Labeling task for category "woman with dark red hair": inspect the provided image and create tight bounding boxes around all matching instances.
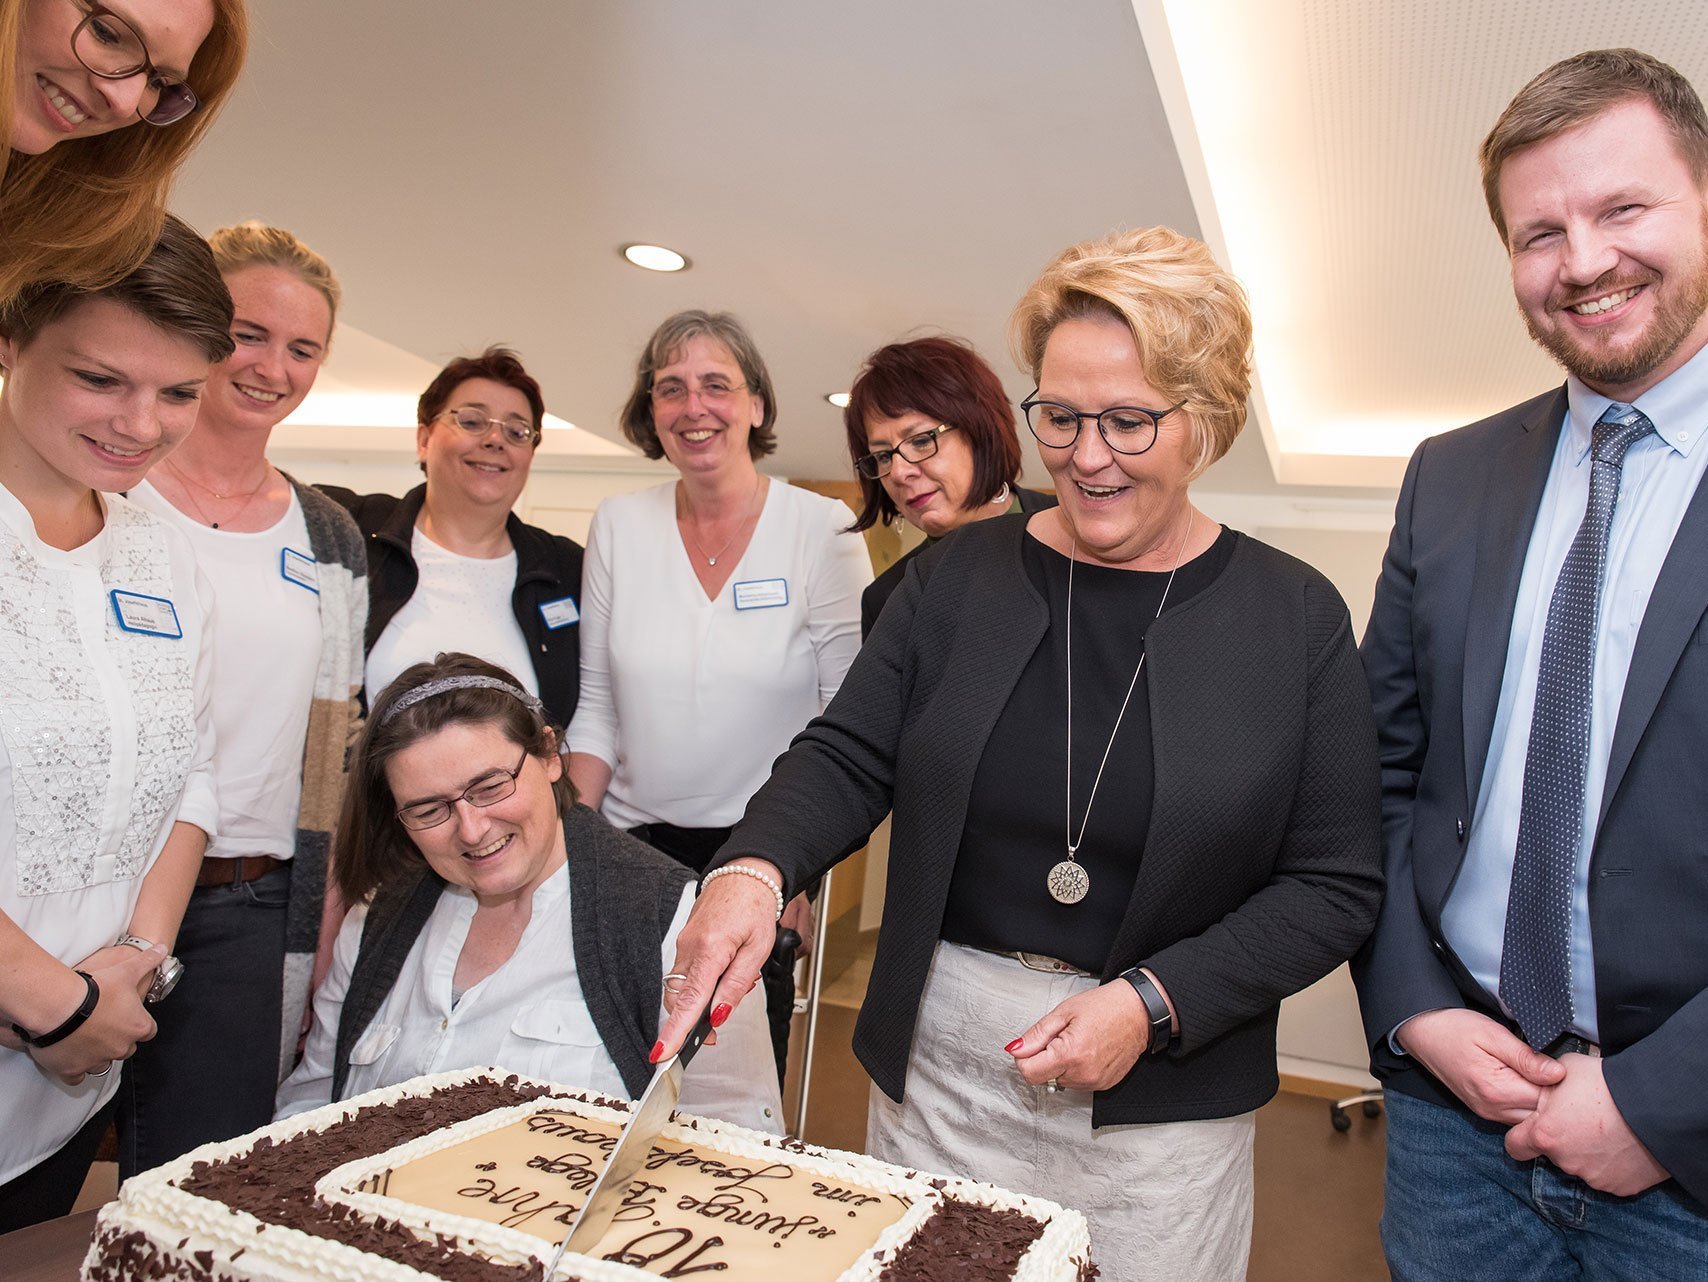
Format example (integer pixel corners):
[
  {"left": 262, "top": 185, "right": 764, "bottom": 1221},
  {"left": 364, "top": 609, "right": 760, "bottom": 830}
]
[{"left": 844, "top": 336, "right": 1053, "bottom": 636}]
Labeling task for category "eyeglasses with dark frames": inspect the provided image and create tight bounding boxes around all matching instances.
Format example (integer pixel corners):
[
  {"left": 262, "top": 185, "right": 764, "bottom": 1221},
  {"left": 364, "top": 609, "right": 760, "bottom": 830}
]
[
  {"left": 438, "top": 407, "right": 541, "bottom": 448},
  {"left": 855, "top": 424, "right": 956, "bottom": 479},
  {"left": 1019, "top": 395, "right": 1187, "bottom": 456},
  {"left": 395, "top": 748, "right": 531, "bottom": 831},
  {"left": 69, "top": 0, "right": 200, "bottom": 126}
]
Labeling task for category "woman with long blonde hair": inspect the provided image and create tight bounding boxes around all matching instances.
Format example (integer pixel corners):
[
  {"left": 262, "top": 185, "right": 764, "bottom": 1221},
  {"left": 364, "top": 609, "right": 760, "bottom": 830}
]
[{"left": 0, "top": 0, "right": 248, "bottom": 303}]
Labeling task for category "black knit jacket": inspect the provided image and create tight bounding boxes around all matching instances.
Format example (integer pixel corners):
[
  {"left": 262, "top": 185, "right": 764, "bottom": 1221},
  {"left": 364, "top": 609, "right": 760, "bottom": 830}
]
[
  {"left": 319, "top": 483, "right": 584, "bottom": 728},
  {"left": 331, "top": 806, "right": 693, "bottom": 1100},
  {"left": 716, "top": 514, "right": 1384, "bottom": 1126}
]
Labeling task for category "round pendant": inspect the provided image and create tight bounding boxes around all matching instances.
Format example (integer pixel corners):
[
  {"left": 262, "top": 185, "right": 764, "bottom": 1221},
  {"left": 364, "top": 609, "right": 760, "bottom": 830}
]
[{"left": 1047, "top": 860, "right": 1090, "bottom": 904}]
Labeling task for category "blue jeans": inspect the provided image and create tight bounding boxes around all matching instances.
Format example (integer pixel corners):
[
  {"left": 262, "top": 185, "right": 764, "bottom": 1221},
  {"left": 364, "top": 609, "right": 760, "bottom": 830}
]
[
  {"left": 117, "top": 864, "right": 290, "bottom": 1179},
  {"left": 1383, "top": 1088, "right": 1708, "bottom": 1282}
]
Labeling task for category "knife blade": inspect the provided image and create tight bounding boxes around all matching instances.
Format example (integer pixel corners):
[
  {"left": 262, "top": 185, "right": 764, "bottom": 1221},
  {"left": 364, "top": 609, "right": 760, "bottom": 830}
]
[{"left": 541, "top": 997, "right": 717, "bottom": 1277}]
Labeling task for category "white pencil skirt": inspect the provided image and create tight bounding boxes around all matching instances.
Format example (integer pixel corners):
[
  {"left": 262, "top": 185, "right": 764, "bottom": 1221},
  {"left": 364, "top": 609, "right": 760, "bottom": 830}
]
[{"left": 864, "top": 941, "right": 1255, "bottom": 1282}]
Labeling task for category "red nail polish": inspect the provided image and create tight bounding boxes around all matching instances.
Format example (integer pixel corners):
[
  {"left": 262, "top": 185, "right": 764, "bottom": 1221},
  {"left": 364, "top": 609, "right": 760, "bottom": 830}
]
[
  {"left": 648, "top": 1041, "right": 664, "bottom": 1063},
  {"left": 710, "top": 1003, "right": 732, "bottom": 1028},
  {"left": 1004, "top": 1038, "right": 1023, "bottom": 1053}
]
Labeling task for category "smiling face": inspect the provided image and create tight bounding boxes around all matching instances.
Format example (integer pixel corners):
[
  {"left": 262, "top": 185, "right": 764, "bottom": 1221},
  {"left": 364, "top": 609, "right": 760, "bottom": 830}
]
[
  {"left": 10, "top": 0, "right": 213, "bottom": 155},
  {"left": 0, "top": 295, "right": 210, "bottom": 501},
  {"left": 385, "top": 719, "right": 565, "bottom": 907},
  {"left": 1500, "top": 96, "right": 1708, "bottom": 401},
  {"left": 200, "top": 266, "right": 330, "bottom": 434},
  {"left": 417, "top": 376, "right": 537, "bottom": 512},
  {"left": 864, "top": 411, "right": 980, "bottom": 536},
  {"left": 1033, "top": 315, "right": 1197, "bottom": 567},
  {"left": 649, "top": 335, "right": 763, "bottom": 478}
]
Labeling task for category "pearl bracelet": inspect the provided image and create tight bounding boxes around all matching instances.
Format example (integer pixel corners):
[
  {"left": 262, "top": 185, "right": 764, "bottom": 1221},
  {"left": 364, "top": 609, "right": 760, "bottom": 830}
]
[{"left": 702, "top": 863, "right": 785, "bottom": 921}]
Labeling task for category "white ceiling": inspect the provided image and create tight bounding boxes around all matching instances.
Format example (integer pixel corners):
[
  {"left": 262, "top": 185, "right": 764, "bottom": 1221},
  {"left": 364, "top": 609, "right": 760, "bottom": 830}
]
[{"left": 168, "top": 0, "right": 1708, "bottom": 498}]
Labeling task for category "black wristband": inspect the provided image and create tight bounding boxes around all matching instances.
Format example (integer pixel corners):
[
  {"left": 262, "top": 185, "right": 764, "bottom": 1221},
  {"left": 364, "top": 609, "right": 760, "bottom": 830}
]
[
  {"left": 1120, "top": 968, "right": 1173, "bottom": 1056},
  {"left": 12, "top": 971, "right": 100, "bottom": 1049}
]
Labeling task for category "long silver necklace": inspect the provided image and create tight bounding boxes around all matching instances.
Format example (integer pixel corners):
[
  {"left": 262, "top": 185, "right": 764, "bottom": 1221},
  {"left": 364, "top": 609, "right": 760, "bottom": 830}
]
[
  {"left": 680, "top": 475, "right": 763, "bottom": 566},
  {"left": 1049, "top": 512, "right": 1195, "bottom": 905}
]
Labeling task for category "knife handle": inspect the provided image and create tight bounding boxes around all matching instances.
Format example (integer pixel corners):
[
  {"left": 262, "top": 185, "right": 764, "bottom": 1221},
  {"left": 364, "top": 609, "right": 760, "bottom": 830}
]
[{"left": 674, "top": 1002, "right": 718, "bottom": 1072}]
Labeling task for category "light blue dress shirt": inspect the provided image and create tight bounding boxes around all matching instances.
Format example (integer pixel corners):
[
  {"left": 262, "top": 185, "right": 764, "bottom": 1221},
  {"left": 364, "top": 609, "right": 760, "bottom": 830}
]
[{"left": 1441, "top": 341, "right": 1708, "bottom": 1044}]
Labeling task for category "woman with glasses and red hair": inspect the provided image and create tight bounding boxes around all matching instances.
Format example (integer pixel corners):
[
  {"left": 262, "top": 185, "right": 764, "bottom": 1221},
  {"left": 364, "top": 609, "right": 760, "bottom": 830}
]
[
  {"left": 2, "top": 0, "right": 248, "bottom": 303},
  {"left": 321, "top": 347, "right": 585, "bottom": 729},
  {"left": 843, "top": 335, "right": 1054, "bottom": 637},
  {"left": 275, "top": 654, "right": 780, "bottom": 1134}
]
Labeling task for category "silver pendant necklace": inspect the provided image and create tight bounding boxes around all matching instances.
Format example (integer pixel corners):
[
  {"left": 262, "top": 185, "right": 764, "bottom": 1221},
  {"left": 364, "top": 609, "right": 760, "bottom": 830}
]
[
  {"left": 1051, "top": 512, "right": 1195, "bottom": 905},
  {"left": 680, "top": 474, "right": 764, "bottom": 566}
]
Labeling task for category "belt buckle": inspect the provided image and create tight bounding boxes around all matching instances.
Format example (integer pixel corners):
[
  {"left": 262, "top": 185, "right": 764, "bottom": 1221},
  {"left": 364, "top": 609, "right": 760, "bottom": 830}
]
[
  {"left": 1544, "top": 1033, "right": 1601, "bottom": 1059},
  {"left": 1015, "top": 951, "right": 1082, "bottom": 976}
]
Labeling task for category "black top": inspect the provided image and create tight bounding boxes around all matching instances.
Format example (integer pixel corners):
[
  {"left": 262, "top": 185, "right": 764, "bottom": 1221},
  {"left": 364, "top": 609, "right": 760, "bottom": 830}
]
[
  {"left": 318, "top": 482, "right": 584, "bottom": 728},
  {"left": 942, "top": 527, "right": 1235, "bottom": 971},
  {"left": 713, "top": 514, "right": 1382, "bottom": 1126},
  {"left": 860, "top": 486, "right": 1056, "bottom": 638}
]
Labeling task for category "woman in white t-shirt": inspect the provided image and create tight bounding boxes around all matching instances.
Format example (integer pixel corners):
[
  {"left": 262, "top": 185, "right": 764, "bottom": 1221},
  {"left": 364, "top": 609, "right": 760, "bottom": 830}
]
[
  {"left": 0, "top": 216, "right": 226, "bottom": 1231},
  {"left": 565, "top": 310, "right": 871, "bottom": 1083},
  {"left": 125, "top": 222, "right": 367, "bottom": 1179},
  {"left": 321, "top": 348, "right": 585, "bottom": 729}
]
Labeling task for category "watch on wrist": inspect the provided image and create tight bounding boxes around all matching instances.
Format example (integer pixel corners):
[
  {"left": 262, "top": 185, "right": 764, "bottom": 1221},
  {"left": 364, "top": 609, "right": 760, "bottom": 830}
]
[
  {"left": 115, "top": 934, "right": 185, "bottom": 1005},
  {"left": 1120, "top": 968, "right": 1174, "bottom": 1057}
]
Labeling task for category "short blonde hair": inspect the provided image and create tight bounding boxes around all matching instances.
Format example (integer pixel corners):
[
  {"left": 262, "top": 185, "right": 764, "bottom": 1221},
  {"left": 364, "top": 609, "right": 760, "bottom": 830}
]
[
  {"left": 209, "top": 221, "right": 341, "bottom": 346},
  {"left": 1009, "top": 227, "right": 1252, "bottom": 479}
]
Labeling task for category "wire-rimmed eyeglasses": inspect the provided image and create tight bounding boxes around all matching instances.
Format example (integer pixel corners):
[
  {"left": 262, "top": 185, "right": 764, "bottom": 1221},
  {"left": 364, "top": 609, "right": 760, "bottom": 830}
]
[
  {"left": 70, "top": 0, "right": 200, "bottom": 126},
  {"left": 438, "top": 407, "right": 541, "bottom": 448},
  {"left": 395, "top": 749, "right": 530, "bottom": 831},
  {"left": 855, "top": 424, "right": 956, "bottom": 479},
  {"left": 1020, "top": 395, "right": 1186, "bottom": 456}
]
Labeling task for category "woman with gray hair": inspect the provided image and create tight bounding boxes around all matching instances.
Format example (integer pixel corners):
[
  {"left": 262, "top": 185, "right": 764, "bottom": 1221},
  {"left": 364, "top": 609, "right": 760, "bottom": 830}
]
[{"left": 565, "top": 309, "right": 870, "bottom": 1082}]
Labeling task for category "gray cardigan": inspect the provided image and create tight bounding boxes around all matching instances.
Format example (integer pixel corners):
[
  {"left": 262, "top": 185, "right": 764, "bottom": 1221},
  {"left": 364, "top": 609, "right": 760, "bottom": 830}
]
[
  {"left": 716, "top": 514, "right": 1384, "bottom": 1126},
  {"left": 331, "top": 806, "right": 692, "bottom": 1099}
]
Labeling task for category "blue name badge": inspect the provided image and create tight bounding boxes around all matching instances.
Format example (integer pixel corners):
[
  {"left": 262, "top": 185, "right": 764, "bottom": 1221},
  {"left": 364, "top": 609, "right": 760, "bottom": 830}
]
[
  {"left": 539, "top": 596, "right": 579, "bottom": 629},
  {"left": 733, "top": 578, "right": 790, "bottom": 611},
  {"left": 281, "top": 547, "right": 319, "bottom": 594},
  {"left": 110, "top": 589, "right": 183, "bottom": 639}
]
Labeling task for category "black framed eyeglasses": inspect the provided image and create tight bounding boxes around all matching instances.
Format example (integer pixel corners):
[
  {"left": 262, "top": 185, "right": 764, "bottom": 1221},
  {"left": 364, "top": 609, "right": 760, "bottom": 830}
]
[
  {"left": 395, "top": 749, "right": 530, "bottom": 831},
  {"left": 1020, "top": 395, "right": 1186, "bottom": 456},
  {"left": 854, "top": 424, "right": 955, "bottom": 479},
  {"left": 70, "top": 0, "right": 200, "bottom": 126},
  {"left": 439, "top": 407, "right": 540, "bottom": 447}
]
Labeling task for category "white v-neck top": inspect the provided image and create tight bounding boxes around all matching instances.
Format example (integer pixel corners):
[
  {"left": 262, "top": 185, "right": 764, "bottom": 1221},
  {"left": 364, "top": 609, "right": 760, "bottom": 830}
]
[
  {"left": 0, "top": 482, "right": 216, "bottom": 1183},
  {"left": 566, "top": 480, "right": 871, "bottom": 830}
]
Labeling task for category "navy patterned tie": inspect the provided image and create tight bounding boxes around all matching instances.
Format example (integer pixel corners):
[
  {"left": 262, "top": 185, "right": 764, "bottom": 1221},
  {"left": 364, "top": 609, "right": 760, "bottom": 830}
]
[{"left": 1500, "top": 403, "right": 1654, "bottom": 1049}]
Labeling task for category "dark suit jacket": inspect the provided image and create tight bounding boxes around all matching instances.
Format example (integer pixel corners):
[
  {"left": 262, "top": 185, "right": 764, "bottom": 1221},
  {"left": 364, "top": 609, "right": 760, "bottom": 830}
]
[
  {"left": 318, "top": 483, "right": 584, "bottom": 728},
  {"left": 718, "top": 515, "right": 1382, "bottom": 1126},
  {"left": 1354, "top": 386, "right": 1708, "bottom": 1205}
]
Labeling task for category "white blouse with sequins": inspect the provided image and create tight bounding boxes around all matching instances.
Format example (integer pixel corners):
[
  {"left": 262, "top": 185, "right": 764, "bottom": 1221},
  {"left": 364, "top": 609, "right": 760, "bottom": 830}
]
[{"left": 0, "top": 482, "right": 217, "bottom": 1185}]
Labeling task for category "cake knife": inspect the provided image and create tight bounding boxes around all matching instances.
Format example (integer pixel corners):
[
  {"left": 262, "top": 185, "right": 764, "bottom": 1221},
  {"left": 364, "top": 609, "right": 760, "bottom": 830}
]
[{"left": 542, "top": 996, "right": 717, "bottom": 1277}]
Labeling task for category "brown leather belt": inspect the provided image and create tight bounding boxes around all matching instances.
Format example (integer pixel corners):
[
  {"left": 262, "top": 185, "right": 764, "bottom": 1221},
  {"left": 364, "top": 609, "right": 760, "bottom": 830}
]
[
  {"left": 970, "top": 946, "right": 1093, "bottom": 976},
  {"left": 196, "top": 855, "right": 286, "bottom": 887}
]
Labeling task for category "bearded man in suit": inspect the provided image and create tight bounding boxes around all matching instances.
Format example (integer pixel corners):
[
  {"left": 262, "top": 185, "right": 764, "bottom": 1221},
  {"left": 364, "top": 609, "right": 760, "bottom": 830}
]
[{"left": 1356, "top": 48, "right": 1708, "bottom": 1281}]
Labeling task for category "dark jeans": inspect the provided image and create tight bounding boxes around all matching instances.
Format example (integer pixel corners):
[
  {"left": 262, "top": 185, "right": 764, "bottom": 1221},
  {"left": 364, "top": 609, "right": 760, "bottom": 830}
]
[
  {"left": 1383, "top": 1088, "right": 1708, "bottom": 1282},
  {"left": 628, "top": 823, "right": 796, "bottom": 1088},
  {"left": 116, "top": 863, "right": 290, "bottom": 1180},
  {"left": 0, "top": 1096, "right": 117, "bottom": 1233}
]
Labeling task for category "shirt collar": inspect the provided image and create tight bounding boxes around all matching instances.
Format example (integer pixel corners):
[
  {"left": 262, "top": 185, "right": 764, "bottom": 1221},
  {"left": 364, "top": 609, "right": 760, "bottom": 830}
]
[{"left": 1565, "top": 336, "right": 1708, "bottom": 463}]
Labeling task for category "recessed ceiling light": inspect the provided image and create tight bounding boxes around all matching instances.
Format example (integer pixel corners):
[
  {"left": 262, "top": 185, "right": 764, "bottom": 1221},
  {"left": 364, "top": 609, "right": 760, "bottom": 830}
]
[
  {"left": 622, "top": 243, "right": 689, "bottom": 272},
  {"left": 825, "top": 392, "right": 851, "bottom": 408}
]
